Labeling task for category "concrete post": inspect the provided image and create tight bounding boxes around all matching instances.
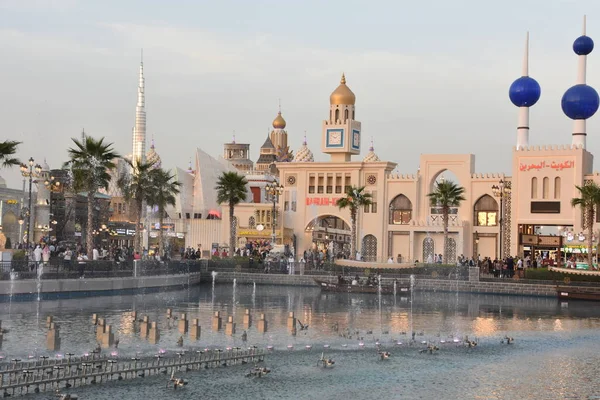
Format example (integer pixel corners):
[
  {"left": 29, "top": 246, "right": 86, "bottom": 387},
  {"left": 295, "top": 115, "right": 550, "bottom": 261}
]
[
  {"left": 47, "top": 322, "right": 60, "bottom": 351},
  {"left": 148, "top": 322, "right": 160, "bottom": 344},
  {"left": 133, "top": 259, "right": 140, "bottom": 278},
  {"left": 140, "top": 316, "right": 150, "bottom": 338},
  {"left": 225, "top": 316, "right": 236, "bottom": 336},
  {"left": 101, "top": 324, "right": 115, "bottom": 348},
  {"left": 287, "top": 312, "right": 296, "bottom": 330},
  {"left": 92, "top": 314, "right": 98, "bottom": 325},
  {"left": 212, "top": 311, "right": 222, "bottom": 331},
  {"left": 46, "top": 316, "right": 53, "bottom": 329},
  {"left": 166, "top": 309, "right": 172, "bottom": 319},
  {"left": 469, "top": 267, "right": 480, "bottom": 282},
  {"left": 96, "top": 318, "right": 106, "bottom": 342},
  {"left": 178, "top": 313, "right": 188, "bottom": 334},
  {"left": 257, "top": 313, "right": 268, "bottom": 333},
  {"left": 189, "top": 319, "right": 201, "bottom": 339},
  {"left": 131, "top": 310, "right": 137, "bottom": 320},
  {"left": 243, "top": 309, "right": 252, "bottom": 329}
]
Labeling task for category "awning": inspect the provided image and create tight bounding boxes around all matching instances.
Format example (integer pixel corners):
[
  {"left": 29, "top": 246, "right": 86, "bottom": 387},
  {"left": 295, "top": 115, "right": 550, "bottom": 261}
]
[{"left": 208, "top": 210, "right": 221, "bottom": 218}]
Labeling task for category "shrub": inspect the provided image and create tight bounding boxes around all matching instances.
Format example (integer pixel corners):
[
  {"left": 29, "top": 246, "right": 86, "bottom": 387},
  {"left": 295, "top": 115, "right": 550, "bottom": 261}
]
[
  {"left": 525, "top": 267, "right": 600, "bottom": 283},
  {"left": 12, "top": 250, "right": 25, "bottom": 260},
  {"left": 5, "top": 237, "right": 11, "bottom": 249}
]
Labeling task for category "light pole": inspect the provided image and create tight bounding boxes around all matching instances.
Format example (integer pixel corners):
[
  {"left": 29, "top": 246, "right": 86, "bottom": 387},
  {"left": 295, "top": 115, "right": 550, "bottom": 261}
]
[
  {"left": 492, "top": 179, "right": 511, "bottom": 260},
  {"left": 473, "top": 230, "right": 479, "bottom": 263},
  {"left": 44, "top": 175, "right": 61, "bottom": 238},
  {"left": 265, "top": 183, "right": 284, "bottom": 245},
  {"left": 20, "top": 158, "right": 42, "bottom": 251}
]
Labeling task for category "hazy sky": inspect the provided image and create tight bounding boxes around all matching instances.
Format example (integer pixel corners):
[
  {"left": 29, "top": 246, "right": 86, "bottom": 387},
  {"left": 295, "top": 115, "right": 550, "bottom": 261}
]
[{"left": 2, "top": 0, "right": 600, "bottom": 189}]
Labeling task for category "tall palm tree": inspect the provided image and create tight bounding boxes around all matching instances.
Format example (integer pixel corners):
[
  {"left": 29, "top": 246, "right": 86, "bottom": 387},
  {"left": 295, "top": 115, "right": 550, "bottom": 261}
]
[
  {"left": 571, "top": 182, "right": 600, "bottom": 270},
  {"left": 117, "top": 158, "right": 155, "bottom": 255},
  {"left": 215, "top": 172, "right": 248, "bottom": 257},
  {"left": 427, "top": 180, "right": 466, "bottom": 264},
  {"left": 336, "top": 186, "right": 372, "bottom": 260},
  {"left": 65, "top": 136, "right": 119, "bottom": 258},
  {"left": 0, "top": 140, "right": 21, "bottom": 169},
  {"left": 148, "top": 168, "right": 180, "bottom": 258}
]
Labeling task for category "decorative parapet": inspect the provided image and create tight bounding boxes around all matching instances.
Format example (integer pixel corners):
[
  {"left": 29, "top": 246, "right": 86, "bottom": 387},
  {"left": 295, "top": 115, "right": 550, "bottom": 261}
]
[
  {"left": 386, "top": 173, "right": 417, "bottom": 180},
  {"left": 470, "top": 173, "right": 507, "bottom": 180},
  {"left": 513, "top": 144, "right": 584, "bottom": 151}
]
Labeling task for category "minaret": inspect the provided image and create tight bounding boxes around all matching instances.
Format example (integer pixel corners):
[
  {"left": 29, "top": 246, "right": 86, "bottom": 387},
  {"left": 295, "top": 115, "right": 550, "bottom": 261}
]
[
  {"left": 270, "top": 102, "right": 288, "bottom": 154},
  {"left": 132, "top": 50, "right": 147, "bottom": 166},
  {"left": 562, "top": 16, "right": 599, "bottom": 149},
  {"left": 509, "top": 32, "right": 540, "bottom": 149}
]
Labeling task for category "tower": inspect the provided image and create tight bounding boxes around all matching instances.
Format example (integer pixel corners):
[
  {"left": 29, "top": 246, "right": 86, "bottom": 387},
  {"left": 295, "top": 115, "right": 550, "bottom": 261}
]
[
  {"left": 509, "top": 32, "right": 541, "bottom": 149},
  {"left": 562, "top": 16, "right": 599, "bottom": 149},
  {"left": 270, "top": 105, "right": 289, "bottom": 155},
  {"left": 223, "top": 134, "right": 253, "bottom": 172},
  {"left": 256, "top": 131, "right": 277, "bottom": 171},
  {"left": 322, "top": 74, "right": 362, "bottom": 162},
  {"left": 132, "top": 51, "right": 147, "bottom": 166}
]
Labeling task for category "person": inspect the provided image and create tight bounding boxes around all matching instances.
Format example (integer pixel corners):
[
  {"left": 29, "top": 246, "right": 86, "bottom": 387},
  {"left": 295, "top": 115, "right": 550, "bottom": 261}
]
[
  {"left": 63, "top": 247, "right": 72, "bottom": 271},
  {"left": 92, "top": 247, "right": 100, "bottom": 261},
  {"left": 33, "top": 245, "right": 42, "bottom": 271},
  {"left": 356, "top": 251, "right": 362, "bottom": 261},
  {"left": 387, "top": 257, "right": 394, "bottom": 264},
  {"left": 42, "top": 244, "right": 50, "bottom": 266}
]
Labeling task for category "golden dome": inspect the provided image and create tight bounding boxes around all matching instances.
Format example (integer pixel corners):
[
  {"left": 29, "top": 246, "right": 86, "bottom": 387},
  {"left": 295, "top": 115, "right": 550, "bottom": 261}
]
[
  {"left": 272, "top": 111, "right": 286, "bottom": 129},
  {"left": 329, "top": 73, "right": 356, "bottom": 105}
]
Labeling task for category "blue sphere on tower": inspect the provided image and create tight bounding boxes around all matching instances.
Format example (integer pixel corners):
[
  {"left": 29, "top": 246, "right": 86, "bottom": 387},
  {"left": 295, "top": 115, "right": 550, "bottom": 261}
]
[
  {"left": 573, "top": 35, "right": 594, "bottom": 55},
  {"left": 509, "top": 76, "right": 541, "bottom": 107}
]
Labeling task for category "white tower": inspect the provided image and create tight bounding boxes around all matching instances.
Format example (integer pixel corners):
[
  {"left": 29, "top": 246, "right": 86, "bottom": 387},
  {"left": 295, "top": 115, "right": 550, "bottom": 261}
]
[{"left": 132, "top": 51, "right": 147, "bottom": 167}]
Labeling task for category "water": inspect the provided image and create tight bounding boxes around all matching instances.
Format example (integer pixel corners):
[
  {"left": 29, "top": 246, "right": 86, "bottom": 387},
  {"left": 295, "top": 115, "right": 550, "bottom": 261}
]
[
  {"left": 8, "top": 270, "right": 16, "bottom": 312},
  {"left": 211, "top": 271, "right": 217, "bottom": 305},
  {"left": 36, "top": 264, "right": 44, "bottom": 301},
  {"left": 409, "top": 274, "right": 415, "bottom": 338},
  {"left": 2, "top": 285, "right": 600, "bottom": 399},
  {"left": 393, "top": 280, "right": 397, "bottom": 297}
]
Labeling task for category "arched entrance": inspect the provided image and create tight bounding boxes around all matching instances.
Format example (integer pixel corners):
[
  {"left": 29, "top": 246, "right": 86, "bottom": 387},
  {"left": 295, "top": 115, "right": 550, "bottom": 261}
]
[
  {"left": 305, "top": 215, "right": 351, "bottom": 262},
  {"left": 423, "top": 237, "right": 435, "bottom": 262},
  {"left": 362, "top": 234, "right": 377, "bottom": 262}
]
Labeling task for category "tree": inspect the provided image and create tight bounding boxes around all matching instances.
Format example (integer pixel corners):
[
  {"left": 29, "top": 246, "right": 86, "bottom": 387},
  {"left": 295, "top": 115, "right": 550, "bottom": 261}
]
[
  {"left": 215, "top": 172, "right": 248, "bottom": 257},
  {"left": 571, "top": 182, "right": 600, "bottom": 270},
  {"left": 65, "top": 136, "right": 119, "bottom": 259},
  {"left": 148, "top": 168, "right": 180, "bottom": 258},
  {"left": 427, "top": 180, "right": 466, "bottom": 264},
  {"left": 336, "top": 186, "right": 372, "bottom": 260},
  {"left": 117, "top": 158, "right": 155, "bottom": 255},
  {"left": 4, "top": 237, "right": 12, "bottom": 249},
  {"left": 0, "top": 140, "right": 21, "bottom": 169}
]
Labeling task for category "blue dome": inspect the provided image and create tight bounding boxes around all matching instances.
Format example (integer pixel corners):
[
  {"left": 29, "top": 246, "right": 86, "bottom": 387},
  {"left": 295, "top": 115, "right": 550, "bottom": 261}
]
[
  {"left": 509, "top": 76, "right": 541, "bottom": 107},
  {"left": 561, "top": 84, "right": 600, "bottom": 120},
  {"left": 573, "top": 35, "right": 594, "bottom": 55}
]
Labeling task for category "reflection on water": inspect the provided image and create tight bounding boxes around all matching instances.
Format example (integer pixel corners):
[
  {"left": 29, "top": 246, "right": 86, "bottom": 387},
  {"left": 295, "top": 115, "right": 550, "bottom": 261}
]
[{"left": 2, "top": 283, "right": 600, "bottom": 399}]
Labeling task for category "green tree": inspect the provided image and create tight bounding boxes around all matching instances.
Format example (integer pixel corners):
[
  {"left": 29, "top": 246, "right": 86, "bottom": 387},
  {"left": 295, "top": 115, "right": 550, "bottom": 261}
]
[
  {"left": 117, "top": 158, "right": 156, "bottom": 254},
  {"left": 0, "top": 140, "right": 21, "bottom": 169},
  {"left": 427, "top": 180, "right": 466, "bottom": 263},
  {"left": 65, "top": 136, "right": 119, "bottom": 258},
  {"left": 4, "top": 237, "right": 12, "bottom": 249},
  {"left": 571, "top": 182, "right": 600, "bottom": 269},
  {"left": 148, "top": 168, "right": 180, "bottom": 258},
  {"left": 215, "top": 172, "right": 248, "bottom": 257},
  {"left": 336, "top": 186, "right": 372, "bottom": 260}
]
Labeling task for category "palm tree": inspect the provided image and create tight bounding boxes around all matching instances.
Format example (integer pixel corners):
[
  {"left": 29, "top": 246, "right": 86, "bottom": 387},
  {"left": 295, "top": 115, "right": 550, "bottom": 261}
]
[
  {"left": 65, "top": 136, "right": 120, "bottom": 258},
  {"left": 427, "top": 180, "right": 466, "bottom": 264},
  {"left": 215, "top": 172, "right": 248, "bottom": 257},
  {"left": 571, "top": 182, "right": 600, "bottom": 269},
  {"left": 148, "top": 168, "right": 180, "bottom": 258},
  {"left": 117, "top": 158, "right": 155, "bottom": 255},
  {"left": 336, "top": 186, "right": 372, "bottom": 260},
  {"left": 0, "top": 140, "right": 21, "bottom": 169}
]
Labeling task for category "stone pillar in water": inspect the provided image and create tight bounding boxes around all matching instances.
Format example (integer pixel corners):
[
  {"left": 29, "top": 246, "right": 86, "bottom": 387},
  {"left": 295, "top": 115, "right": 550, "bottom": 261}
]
[
  {"left": 140, "top": 316, "right": 150, "bottom": 338},
  {"left": 243, "top": 309, "right": 252, "bottom": 328},
  {"left": 287, "top": 312, "right": 296, "bottom": 330},
  {"left": 257, "top": 313, "right": 268, "bottom": 333},
  {"left": 96, "top": 318, "right": 106, "bottom": 342},
  {"left": 148, "top": 322, "right": 160, "bottom": 344},
  {"left": 212, "top": 311, "right": 222, "bottom": 331},
  {"left": 46, "top": 315, "right": 53, "bottom": 329},
  {"left": 190, "top": 319, "right": 201, "bottom": 339},
  {"left": 101, "top": 324, "right": 115, "bottom": 348},
  {"left": 92, "top": 314, "right": 98, "bottom": 325},
  {"left": 166, "top": 309, "right": 172, "bottom": 319},
  {"left": 225, "top": 316, "right": 236, "bottom": 336},
  {"left": 131, "top": 311, "right": 138, "bottom": 320},
  {"left": 47, "top": 322, "right": 60, "bottom": 351},
  {"left": 178, "top": 313, "right": 188, "bottom": 334}
]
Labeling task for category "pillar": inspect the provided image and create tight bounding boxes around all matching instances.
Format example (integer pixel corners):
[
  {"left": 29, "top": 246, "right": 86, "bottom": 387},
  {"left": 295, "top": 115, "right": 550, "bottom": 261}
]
[
  {"left": 96, "top": 318, "right": 106, "bottom": 342},
  {"left": 212, "top": 311, "right": 222, "bottom": 331},
  {"left": 47, "top": 322, "right": 60, "bottom": 351},
  {"left": 190, "top": 319, "right": 201, "bottom": 339},
  {"left": 46, "top": 316, "right": 53, "bottom": 329},
  {"left": 178, "top": 313, "right": 188, "bottom": 334},
  {"left": 243, "top": 309, "right": 252, "bottom": 329},
  {"left": 101, "top": 325, "right": 115, "bottom": 348},
  {"left": 257, "top": 313, "right": 268, "bottom": 333},
  {"left": 148, "top": 322, "right": 160, "bottom": 344},
  {"left": 140, "top": 316, "right": 150, "bottom": 338},
  {"left": 225, "top": 316, "right": 236, "bottom": 336},
  {"left": 287, "top": 312, "right": 296, "bottom": 330}
]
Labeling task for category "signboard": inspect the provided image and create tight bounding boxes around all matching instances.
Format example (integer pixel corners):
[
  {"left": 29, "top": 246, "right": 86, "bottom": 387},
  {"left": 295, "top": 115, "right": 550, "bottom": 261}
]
[
  {"left": 238, "top": 229, "right": 272, "bottom": 237},
  {"left": 6, "top": 200, "right": 18, "bottom": 205},
  {"left": 306, "top": 197, "right": 340, "bottom": 206},
  {"left": 519, "top": 160, "right": 574, "bottom": 172}
]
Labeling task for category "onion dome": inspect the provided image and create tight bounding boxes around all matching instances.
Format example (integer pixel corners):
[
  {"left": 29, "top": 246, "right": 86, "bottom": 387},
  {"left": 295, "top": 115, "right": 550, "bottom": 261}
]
[
  {"left": 330, "top": 73, "right": 356, "bottom": 105},
  {"left": 293, "top": 136, "right": 314, "bottom": 162},
  {"left": 146, "top": 139, "right": 162, "bottom": 169},
  {"left": 509, "top": 77, "right": 541, "bottom": 107},
  {"left": 272, "top": 111, "right": 286, "bottom": 129},
  {"left": 41, "top": 158, "right": 50, "bottom": 171},
  {"left": 574, "top": 35, "right": 594, "bottom": 55},
  {"left": 562, "top": 84, "right": 600, "bottom": 119},
  {"left": 363, "top": 141, "right": 380, "bottom": 163}
]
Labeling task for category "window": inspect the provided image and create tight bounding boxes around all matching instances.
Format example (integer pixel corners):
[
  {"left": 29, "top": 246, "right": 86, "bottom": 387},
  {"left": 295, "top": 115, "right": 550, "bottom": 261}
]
[
  {"left": 248, "top": 216, "right": 256, "bottom": 229},
  {"left": 554, "top": 177, "right": 561, "bottom": 199},
  {"left": 473, "top": 194, "right": 498, "bottom": 226},
  {"left": 389, "top": 194, "right": 412, "bottom": 224},
  {"left": 335, "top": 109, "right": 339, "bottom": 122},
  {"left": 185, "top": 213, "right": 190, "bottom": 219},
  {"left": 371, "top": 190, "right": 378, "bottom": 213},
  {"left": 317, "top": 175, "right": 324, "bottom": 194},
  {"left": 531, "top": 177, "right": 538, "bottom": 199},
  {"left": 335, "top": 175, "right": 342, "bottom": 193},
  {"left": 344, "top": 109, "right": 349, "bottom": 121},
  {"left": 542, "top": 177, "right": 549, "bottom": 199},
  {"left": 309, "top": 175, "right": 315, "bottom": 194},
  {"left": 326, "top": 175, "right": 333, "bottom": 194}
]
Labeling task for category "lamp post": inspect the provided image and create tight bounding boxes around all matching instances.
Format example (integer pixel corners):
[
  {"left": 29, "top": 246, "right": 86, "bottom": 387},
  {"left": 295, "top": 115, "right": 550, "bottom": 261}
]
[
  {"left": 44, "top": 175, "right": 61, "bottom": 238},
  {"left": 265, "top": 183, "right": 284, "bottom": 245},
  {"left": 492, "top": 179, "right": 511, "bottom": 260},
  {"left": 20, "top": 158, "right": 42, "bottom": 251},
  {"left": 473, "top": 230, "right": 479, "bottom": 263}
]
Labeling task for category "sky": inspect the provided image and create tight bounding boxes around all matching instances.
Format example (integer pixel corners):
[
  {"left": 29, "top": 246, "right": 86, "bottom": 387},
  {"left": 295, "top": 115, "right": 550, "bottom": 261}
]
[{"left": 2, "top": 0, "right": 600, "bottom": 189}]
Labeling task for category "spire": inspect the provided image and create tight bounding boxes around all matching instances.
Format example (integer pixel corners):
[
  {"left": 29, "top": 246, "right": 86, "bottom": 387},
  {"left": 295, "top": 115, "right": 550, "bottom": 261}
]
[
  {"left": 369, "top": 137, "right": 374, "bottom": 151},
  {"left": 132, "top": 50, "right": 147, "bottom": 167},
  {"left": 522, "top": 31, "right": 529, "bottom": 77},
  {"left": 232, "top": 130, "right": 236, "bottom": 144},
  {"left": 150, "top": 134, "right": 155, "bottom": 150},
  {"left": 341, "top": 73, "right": 346, "bottom": 84},
  {"left": 303, "top": 131, "right": 307, "bottom": 145},
  {"left": 187, "top": 158, "right": 193, "bottom": 173},
  {"left": 81, "top": 128, "right": 86, "bottom": 141}
]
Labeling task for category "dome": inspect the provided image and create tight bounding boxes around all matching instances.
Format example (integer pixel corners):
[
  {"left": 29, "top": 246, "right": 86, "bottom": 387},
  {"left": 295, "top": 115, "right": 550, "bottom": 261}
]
[
  {"left": 272, "top": 111, "right": 286, "bottom": 129},
  {"left": 146, "top": 140, "right": 162, "bottom": 169},
  {"left": 330, "top": 73, "right": 356, "bottom": 105},
  {"left": 293, "top": 137, "right": 314, "bottom": 162},
  {"left": 509, "top": 76, "right": 541, "bottom": 107},
  {"left": 363, "top": 142, "right": 380, "bottom": 163},
  {"left": 561, "top": 84, "right": 600, "bottom": 120},
  {"left": 574, "top": 35, "right": 594, "bottom": 55}
]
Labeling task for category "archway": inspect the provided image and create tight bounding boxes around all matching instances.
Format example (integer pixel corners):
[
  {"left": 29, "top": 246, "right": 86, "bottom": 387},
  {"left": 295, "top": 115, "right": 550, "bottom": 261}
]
[
  {"left": 423, "top": 237, "right": 435, "bottom": 262},
  {"left": 305, "top": 215, "right": 351, "bottom": 262},
  {"left": 1, "top": 211, "right": 18, "bottom": 248},
  {"left": 389, "top": 194, "right": 412, "bottom": 224},
  {"left": 362, "top": 234, "right": 377, "bottom": 262},
  {"left": 473, "top": 194, "right": 498, "bottom": 226},
  {"left": 429, "top": 169, "right": 462, "bottom": 224}
]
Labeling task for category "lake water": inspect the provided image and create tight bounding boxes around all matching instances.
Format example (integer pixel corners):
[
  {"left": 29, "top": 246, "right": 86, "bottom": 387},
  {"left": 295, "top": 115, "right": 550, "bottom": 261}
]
[{"left": 2, "top": 281, "right": 600, "bottom": 399}]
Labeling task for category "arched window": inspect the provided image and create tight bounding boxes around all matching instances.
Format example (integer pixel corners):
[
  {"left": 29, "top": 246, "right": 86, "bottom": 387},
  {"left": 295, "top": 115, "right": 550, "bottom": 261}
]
[
  {"left": 542, "top": 177, "right": 549, "bottom": 199},
  {"left": 389, "top": 194, "right": 412, "bottom": 224},
  {"left": 473, "top": 194, "right": 498, "bottom": 226},
  {"left": 344, "top": 109, "right": 349, "bottom": 121},
  {"left": 248, "top": 216, "right": 256, "bottom": 229},
  {"left": 352, "top": 110, "right": 355, "bottom": 120},
  {"left": 423, "top": 237, "right": 435, "bottom": 263},
  {"left": 554, "top": 177, "right": 561, "bottom": 199},
  {"left": 335, "top": 109, "right": 340, "bottom": 122},
  {"left": 531, "top": 177, "right": 538, "bottom": 199}
]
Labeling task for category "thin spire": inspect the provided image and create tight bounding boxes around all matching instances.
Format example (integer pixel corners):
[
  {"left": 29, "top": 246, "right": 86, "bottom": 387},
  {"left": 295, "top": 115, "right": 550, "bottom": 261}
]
[
  {"left": 232, "top": 130, "right": 236, "bottom": 144},
  {"left": 278, "top": 98, "right": 281, "bottom": 113},
  {"left": 341, "top": 73, "right": 346, "bottom": 84},
  {"left": 81, "top": 128, "right": 86, "bottom": 141},
  {"left": 522, "top": 32, "right": 529, "bottom": 77},
  {"left": 583, "top": 15, "right": 587, "bottom": 35},
  {"left": 150, "top": 134, "right": 155, "bottom": 149},
  {"left": 141, "top": 48, "right": 144, "bottom": 64},
  {"left": 369, "top": 136, "right": 374, "bottom": 151},
  {"left": 303, "top": 130, "right": 307, "bottom": 145}
]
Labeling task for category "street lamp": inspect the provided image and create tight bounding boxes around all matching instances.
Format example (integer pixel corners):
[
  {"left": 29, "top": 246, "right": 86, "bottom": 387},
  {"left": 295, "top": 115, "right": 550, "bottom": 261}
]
[
  {"left": 20, "top": 157, "right": 42, "bottom": 251},
  {"left": 473, "top": 230, "right": 479, "bottom": 262},
  {"left": 265, "top": 183, "right": 284, "bottom": 245},
  {"left": 492, "top": 179, "right": 511, "bottom": 260},
  {"left": 44, "top": 175, "right": 61, "bottom": 229}
]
